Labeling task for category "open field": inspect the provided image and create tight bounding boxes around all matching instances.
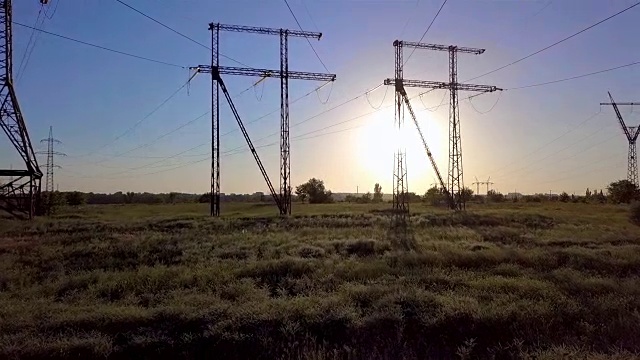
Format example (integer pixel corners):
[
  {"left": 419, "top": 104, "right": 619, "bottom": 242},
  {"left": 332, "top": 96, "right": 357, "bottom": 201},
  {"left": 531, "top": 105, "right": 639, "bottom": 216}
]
[{"left": 1, "top": 202, "right": 639, "bottom": 359}]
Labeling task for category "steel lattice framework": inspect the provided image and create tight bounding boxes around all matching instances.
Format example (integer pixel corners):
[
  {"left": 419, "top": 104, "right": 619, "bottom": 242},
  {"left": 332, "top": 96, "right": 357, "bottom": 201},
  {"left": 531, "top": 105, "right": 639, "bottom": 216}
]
[
  {"left": 601, "top": 92, "right": 640, "bottom": 187},
  {"left": 194, "top": 23, "right": 335, "bottom": 216},
  {"left": 0, "top": 0, "right": 42, "bottom": 219},
  {"left": 384, "top": 40, "right": 500, "bottom": 210}
]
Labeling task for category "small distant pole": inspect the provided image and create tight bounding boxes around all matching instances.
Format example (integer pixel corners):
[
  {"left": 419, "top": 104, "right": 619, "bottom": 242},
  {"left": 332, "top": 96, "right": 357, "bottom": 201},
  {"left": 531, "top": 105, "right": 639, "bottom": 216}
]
[{"left": 356, "top": 186, "right": 359, "bottom": 195}]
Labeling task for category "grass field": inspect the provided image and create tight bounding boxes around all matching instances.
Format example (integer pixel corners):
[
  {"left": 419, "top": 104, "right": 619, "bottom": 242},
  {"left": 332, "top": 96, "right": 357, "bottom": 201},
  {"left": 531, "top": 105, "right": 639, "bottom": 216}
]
[{"left": 1, "top": 202, "right": 639, "bottom": 359}]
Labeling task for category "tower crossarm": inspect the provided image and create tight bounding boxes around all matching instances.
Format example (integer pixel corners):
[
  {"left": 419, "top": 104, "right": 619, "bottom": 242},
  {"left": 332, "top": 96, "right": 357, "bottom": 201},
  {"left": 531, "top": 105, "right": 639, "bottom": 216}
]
[
  {"left": 393, "top": 40, "right": 484, "bottom": 55},
  {"left": 212, "top": 23, "right": 321, "bottom": 39},
  {"left": 384, "top": 78, "right": 500, "bottom": 92},
  {"left": 194, "top": 65, "right": 336, "bottom": 82},
  {"left": 601, "top": 92, "right": 640, "bottom": 141}
]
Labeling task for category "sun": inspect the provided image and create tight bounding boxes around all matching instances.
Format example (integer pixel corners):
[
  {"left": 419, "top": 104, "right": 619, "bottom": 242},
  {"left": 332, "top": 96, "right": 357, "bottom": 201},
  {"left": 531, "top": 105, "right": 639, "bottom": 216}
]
[{"left": 356, "top": 108, "right": 445, "bottom": 191}]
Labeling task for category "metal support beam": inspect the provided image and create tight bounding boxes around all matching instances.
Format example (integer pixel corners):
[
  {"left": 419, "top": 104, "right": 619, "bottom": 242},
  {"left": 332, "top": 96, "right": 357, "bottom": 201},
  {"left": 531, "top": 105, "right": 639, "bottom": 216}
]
[
  {"left": 0, "top": 0, "right": 43, "bottom": 219},
  {"left": 209, "top": 23, "right": 220, "bottom": 217},
  {"left": 214, "top": 69, "right": 284, "bottom": 213},
  {"left": 194, "top": 66, "right": 335, "bottom": 82},
  {"left": 213, "top": 23, "right": 321, "bottom": 39},
  {"left": 279, "top": 30, "right": 291, "bottom": 215}
]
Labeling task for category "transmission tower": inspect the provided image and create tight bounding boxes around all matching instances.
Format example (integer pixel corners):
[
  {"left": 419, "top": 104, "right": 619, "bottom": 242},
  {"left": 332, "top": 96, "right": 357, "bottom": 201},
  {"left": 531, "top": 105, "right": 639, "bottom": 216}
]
[
  {"left": 384, "top": 40, "right": 500, "bottom": 211},
  {"left": 37, "top": 126, "right": 64, "bottom": 193},
  {"left": 482, "top": 176, "right": 494, "bottom": 194},
  {"left": 0, "top": 0, "right": 45, "bottom": 219},
  {"left": 601, "top": 92, "right": 640, "bottom": 187},
  {"left": 192, "top": 23, "right": 335, "bottom": 217},
  {"left": 472, "top": 176, "right": 481, "bottom": 195}
]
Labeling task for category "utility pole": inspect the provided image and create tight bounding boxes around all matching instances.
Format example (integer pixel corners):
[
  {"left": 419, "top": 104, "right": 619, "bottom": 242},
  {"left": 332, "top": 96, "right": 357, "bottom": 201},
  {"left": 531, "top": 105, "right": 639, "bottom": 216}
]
[
  {"left": 384, "top": 41, "right": 500, "bottom": 211},
  {"left": 601, "top": 92, "right": 640, "bottom": 187},
  {"left": 192, "top": 23, "right": 335, "bottom": 217},
  {"left": 0, "top": 0, "right": 45, "bottom": 219}
]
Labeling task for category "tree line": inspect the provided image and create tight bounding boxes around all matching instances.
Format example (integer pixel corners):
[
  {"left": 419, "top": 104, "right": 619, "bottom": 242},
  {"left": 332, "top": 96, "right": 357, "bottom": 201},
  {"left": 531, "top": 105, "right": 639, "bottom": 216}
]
[{"left": 39, "top": 179, "right": 640, "bottom": 214}]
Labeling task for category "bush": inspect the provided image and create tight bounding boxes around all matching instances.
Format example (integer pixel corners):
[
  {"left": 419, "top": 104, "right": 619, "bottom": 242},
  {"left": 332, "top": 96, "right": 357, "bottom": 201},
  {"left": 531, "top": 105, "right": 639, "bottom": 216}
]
[{"left": 629, "top": 202, "right": 640, "bottom": 226}]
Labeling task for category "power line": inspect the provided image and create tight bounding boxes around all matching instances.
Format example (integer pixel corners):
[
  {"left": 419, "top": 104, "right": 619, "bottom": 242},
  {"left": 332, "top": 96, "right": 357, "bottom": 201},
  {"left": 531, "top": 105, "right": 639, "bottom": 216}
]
[
  {"left": 13, "top": 22, "right": 186, "bottom": 68},
  {"left": 494, "top": 118, "right": 613, "bottom": 179},
  {"left": 222, "top": 83, "right": 384, "bottom": 152},
  {"left": 301, "top": 0, "right": 320, "bottom": 33},
  {"left": 488, "top": 109, "right": 603, "bottom": 176},
  {"left": 509, "top": 60, "right": 640, "bottom": 90},
  {"left": 113, "top": 0, "right": 249, "bottom": 67},
  {"left": 467, "top": 91, "right": 503, "bottom": 114},
  {"left": 398, "top": 0, "right": 422, "bottom": 38},
  {"left": 16, "top": 4, "right": 46, "bottom": 82},
  {"left": 82, "top": 77, "right": 194, "bottom": 157},
  {"left": 283, "top": 0, "right": 330, "bottom": 73},
  {"left": 404, "top": 0, "right": 448, "bottom": 65},
  {"left": 465, "top": 1, "right": 640, "bottom": 82}
]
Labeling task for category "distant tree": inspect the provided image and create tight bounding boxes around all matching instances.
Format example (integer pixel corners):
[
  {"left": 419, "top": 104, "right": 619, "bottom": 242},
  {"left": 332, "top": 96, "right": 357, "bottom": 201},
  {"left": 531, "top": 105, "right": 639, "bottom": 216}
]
[
  {"left": 199, "top": 192, "right": 211, "bottom": 203},
  {"left": 361, "top": 192, "right": 372, "bottom": 203},
  {"left": 373, "top": 183, "right": 383, "bottom": 203},
  {"left": 559, "top": 192, "right": 570, "bottom": 202},
  {"left": 295, "top": 187, "right": 308, "bottom": 202},
  {"left": 168, "top": 192, "right": 177, "bottom": 204},
  {"left": 486, "top": 189, "right": 505, "bottom": 203},
  {"left": 595, "top": 189, "right": 606, "bottom": 204},
  {"left": 125, "top": 192, "right": 135, "bottom": 204},
  {"left": 295, "top": 178, "right": 333, "bottom": 204},
  {"left": 66, "top": 191, "right": 86, "bottom": 207},
  {"left": 41, "top": 191, "right": 66, "bottom": 215},
  {"left": 607, "top": 180, "right": 639, "bottom": 204},
  {"left": 461, "top": 187, "right": 474, "bottom": 202},
  {"left": 423, "top": 186, "right": 446, "bottom": 206},
  {"left": 585, "top": 188, "right": 592, "bottom": 199}
]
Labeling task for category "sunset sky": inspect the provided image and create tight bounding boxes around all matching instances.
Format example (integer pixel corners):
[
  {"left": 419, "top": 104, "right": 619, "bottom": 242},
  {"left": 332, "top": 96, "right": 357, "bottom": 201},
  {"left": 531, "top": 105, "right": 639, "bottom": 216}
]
[{"left": 3, "top": 0, "right": 639, "bottom": 196}]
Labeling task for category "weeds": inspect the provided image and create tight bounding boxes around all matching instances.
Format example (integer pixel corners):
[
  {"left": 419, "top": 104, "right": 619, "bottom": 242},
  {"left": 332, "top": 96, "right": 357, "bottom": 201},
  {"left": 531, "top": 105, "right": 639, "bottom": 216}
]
[{"left": 0, "top": 203, "right": 639, "bottom": 359}]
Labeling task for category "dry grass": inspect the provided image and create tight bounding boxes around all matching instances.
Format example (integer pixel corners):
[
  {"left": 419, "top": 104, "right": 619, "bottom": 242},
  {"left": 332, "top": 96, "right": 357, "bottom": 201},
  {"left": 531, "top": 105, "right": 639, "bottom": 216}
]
[{"left": 0, "top": 202, "right": 639, "bottom": 359}]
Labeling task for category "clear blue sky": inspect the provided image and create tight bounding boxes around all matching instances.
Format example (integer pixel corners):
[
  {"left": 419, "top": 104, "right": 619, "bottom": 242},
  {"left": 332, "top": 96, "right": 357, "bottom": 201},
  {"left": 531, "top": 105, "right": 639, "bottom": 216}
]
[{"left": 3, "top": 0, "right": 639, "bottom": 196}]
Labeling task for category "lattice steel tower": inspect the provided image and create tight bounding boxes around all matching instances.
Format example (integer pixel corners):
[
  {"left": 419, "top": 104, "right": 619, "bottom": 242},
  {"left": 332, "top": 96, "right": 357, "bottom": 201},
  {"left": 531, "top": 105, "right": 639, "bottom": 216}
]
[
  {"left": 38, "top": 126, "right": 64, "bottom": 194},
  {"left": 601, "top": 92, "right": 640, "bottom": 187},
  {"left": 194, "top": 23, "right": 335, "bottom": 217},
  {"left": 383, "top": 40, "right": 500, "bottom": 211},
  {"left": 0, "top": 0, "right": 43, "bottom": 219}
]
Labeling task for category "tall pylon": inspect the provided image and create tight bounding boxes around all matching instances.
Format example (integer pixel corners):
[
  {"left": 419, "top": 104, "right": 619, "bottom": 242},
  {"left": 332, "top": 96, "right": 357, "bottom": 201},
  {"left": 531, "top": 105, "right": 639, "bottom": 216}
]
[
  {"left": 383, "top": 41, "right": 501, "bottom": 211},
  {"left": 37, "top": 126, "right": 65, "bottom": 194},
  {"left": 600, "top": 92, "right": 640, "bottom": 186},
  {"left": 0, "top": 0, "right": 44, "bottom": 219}
]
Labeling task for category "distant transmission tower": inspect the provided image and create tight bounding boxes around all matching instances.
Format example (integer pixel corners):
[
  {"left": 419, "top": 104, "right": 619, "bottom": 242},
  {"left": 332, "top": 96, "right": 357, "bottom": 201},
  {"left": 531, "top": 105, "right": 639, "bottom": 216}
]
[
  {"left": 601, "top": 92, "right": 640, "bottom": 186},
  {"left": 36, "top": 126, "right": 65, "bottom": 214},
  {"left": 482, "top": 177, "right": 493, "bottom": 194},
  {"left": 472, "top": 176, "right": 481, "bottom": 195},
  {"left": 38, "top": 126, "right": 65, "bottom": 193}
]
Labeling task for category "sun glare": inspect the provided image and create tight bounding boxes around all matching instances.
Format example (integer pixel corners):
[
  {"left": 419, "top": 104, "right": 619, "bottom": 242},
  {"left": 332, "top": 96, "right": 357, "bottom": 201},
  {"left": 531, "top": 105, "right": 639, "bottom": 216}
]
[{"left": 356, "top": 108, "right": 445, "bottom": 190}]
